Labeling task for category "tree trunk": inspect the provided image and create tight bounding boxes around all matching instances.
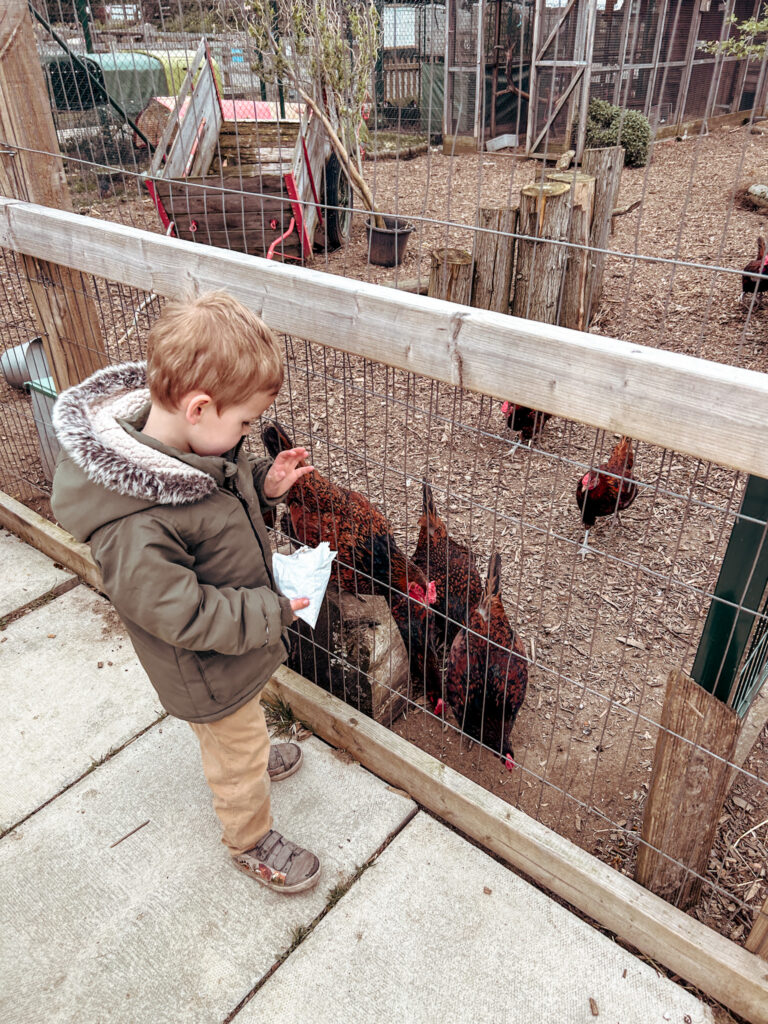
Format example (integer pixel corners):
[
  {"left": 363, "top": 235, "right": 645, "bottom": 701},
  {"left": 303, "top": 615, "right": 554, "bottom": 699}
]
[
  {"left": 635, "top": 669, "right": 740, "bottom": 910},
  {"left": 547, "top": 171, "right": 596, "bottom": 331},
  {"left": 428, "top": 248, "right": 474, "bottom": 305},
  {"left": 581, "top": 146, "right": 625, "bottom": 324},
  {"left": 511, "top": 181, "right": 571, "bottom": 324},
  {"left": 0, "top": 0, "right": 106, "bottom": 391},
  {"left": 471, "top": 205, "right": 518, "bottom": 314}
]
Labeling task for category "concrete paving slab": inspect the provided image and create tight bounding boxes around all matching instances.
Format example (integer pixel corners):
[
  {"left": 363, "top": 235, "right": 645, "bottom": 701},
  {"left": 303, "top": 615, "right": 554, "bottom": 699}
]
[
  {"left": 248, "top": 812, "right": 715, "bottom": 1024},
  {"left": 1, "top": 585, "right": 163, "bottom": 831},
  {"left": 0, "top": 527, "right": 74, "bottom": 617},
  {"left": 0, "top": 717, "right": 416, "bottom": 1023}
]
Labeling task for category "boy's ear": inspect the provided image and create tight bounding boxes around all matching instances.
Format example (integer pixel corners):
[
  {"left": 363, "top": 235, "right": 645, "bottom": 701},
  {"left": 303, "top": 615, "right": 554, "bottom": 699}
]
[{"left": 183, "top": 393, "right": 213, "bottom": 424}]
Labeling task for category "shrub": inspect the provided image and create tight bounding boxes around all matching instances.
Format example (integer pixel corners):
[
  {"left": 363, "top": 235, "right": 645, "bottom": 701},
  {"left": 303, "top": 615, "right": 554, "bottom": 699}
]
[{"left": 583, "top": 98, "right": 651, "bottom": 168}]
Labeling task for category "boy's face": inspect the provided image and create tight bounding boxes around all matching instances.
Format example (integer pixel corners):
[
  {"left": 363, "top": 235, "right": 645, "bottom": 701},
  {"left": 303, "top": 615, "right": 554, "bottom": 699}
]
[{"left": 188, "top": 389, "right": 278, "bottom": 457}]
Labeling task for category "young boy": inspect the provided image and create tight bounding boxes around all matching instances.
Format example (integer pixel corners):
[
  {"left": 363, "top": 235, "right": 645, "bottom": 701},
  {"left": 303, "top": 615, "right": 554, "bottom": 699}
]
[{"left": 51, "top": 291, "right": 321, "bottom": 894}]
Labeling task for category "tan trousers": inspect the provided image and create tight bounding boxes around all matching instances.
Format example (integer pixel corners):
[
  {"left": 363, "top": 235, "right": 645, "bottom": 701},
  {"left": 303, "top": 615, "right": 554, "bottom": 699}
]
[{"left": 189, "top": 693, "right": 273, "bottom": 856}]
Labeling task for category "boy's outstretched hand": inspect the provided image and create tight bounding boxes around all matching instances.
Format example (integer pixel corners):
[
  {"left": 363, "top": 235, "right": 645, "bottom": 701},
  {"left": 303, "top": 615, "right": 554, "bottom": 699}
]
[{"left": 264, "top": 447, "right": 314, "bottom": 499}]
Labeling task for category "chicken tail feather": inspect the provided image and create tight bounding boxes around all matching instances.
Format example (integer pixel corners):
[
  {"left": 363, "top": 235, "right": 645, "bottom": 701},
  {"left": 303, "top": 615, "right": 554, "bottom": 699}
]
[{"left": 262, "top": 419, "right": 297, "bottom": 460}]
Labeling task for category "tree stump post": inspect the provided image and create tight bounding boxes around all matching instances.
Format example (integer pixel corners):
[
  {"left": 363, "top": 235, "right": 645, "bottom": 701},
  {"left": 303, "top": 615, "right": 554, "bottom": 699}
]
[
  {"left": 511, "top": 181, "right": 572, "bottom": 325},
  {"left": 581, "top": 146, "right": 625, "bottom": 325},
  {"left": 547, "top": 171, "right": 596, "bottom": 331},
  {"left": 0, "top": 0, "right": 106, "bottom": 391},
  {"left": 635, "top": 669, "right": 741, "bottom": 910},
  {"left": 428, "top": 248, "right": 474, "bottom": 305},
  {"left": 287, "top": 587, "right": 410, "bottom": 725},
  {"left": 746, "top": 896, "right": 768, "bottom": 960},
  {"left": 471, "top": 205, "right": 518, "bottom": 313}
]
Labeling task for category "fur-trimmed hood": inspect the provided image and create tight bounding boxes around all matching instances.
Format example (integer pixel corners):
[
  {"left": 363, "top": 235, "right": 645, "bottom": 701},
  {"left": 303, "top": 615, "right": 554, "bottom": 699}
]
[{"left": 51, "top": 362, "right": 224, "bottom": 542}]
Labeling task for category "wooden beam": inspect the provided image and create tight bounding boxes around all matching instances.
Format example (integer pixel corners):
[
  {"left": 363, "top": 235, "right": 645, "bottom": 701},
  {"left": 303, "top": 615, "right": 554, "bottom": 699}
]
[
  {"left": 2, "top": 497, "right": 767, "bottom": 1023},
  {"left": 746, "top": 896, "right": 768, "bottom": 960},
  {"left": 3, "top": 199, "right": 768, "bottom": 479},
  {"left": 263, "top": 664, "right": 768, "bottom": 1024},
  {"left": 0, "top": 0, "right": 106, "bottom": 391},
  {"left": 636, "top": 670, "right": 741, "bottom": 909}
]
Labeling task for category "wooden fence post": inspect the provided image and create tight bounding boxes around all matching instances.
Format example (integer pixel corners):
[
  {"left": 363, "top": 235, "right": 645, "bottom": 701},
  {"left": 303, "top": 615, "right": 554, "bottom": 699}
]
[
  {"left": 635, "top": 669, "right": 741, "bottom": 910},
  {"left": 0, "top": 0, "right": 106, "bottom": 391},
  {"left": 511, "top": 181, "right": 571, "bottom": 325},
  {"left": 746, "top": 896, "right": 768, "bottom": 959},
  {"left": 471, "top": 205, "right": 517, "bottom": 314},
  {"left": 581, "top": 146, "right": 625, "bottom": 325},
  {"left": 428, "top": 248, "right": 473, "bottom": 305},
  {"left": 547, "top": 171, "right": 596, "bottom": 331}
]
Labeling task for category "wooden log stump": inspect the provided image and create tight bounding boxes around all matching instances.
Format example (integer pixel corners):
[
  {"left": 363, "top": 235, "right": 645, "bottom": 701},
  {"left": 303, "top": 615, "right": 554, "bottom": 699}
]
[
  {"left": 746, "top": 896, "right": 768, "bottom": 959},
  {"left": 287, "top": 586, "right": 410, "bottom": 725},
  {"left": 547, "top": 171, "right": 596, "bottom": 331},
  {"left": 428, "top": 248, "right": 473, "bottom": 305},
  {"left": 581, "top": 146, "right": 625, "bottom": 325},
  {"left": 471, "top": 206, "right": 518, "bottom": 313},
  {"left": 511, "top": 181, "right": 571, "bottom": 325},
  {"left": 635, "top": 669, "right": 740, "bottom": 910}
]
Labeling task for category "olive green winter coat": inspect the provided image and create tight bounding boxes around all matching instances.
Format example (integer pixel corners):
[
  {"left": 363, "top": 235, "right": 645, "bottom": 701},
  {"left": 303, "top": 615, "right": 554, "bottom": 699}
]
[{"left": 51, "top": 361, "right": 292, "bottom": 722}]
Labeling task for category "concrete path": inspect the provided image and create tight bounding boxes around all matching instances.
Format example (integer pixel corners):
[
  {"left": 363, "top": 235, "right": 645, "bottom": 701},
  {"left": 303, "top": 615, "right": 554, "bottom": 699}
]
[
  {"left": 0, "top": 536, "right": 716, "bottom": 1024},
  {"left": 0, "top": 527, "right": 73, "bottom": 617}
]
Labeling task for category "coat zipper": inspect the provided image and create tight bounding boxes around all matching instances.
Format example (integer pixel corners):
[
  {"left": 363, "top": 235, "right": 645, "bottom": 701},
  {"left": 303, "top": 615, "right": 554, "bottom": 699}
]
[{"left": 225, "top": 473, "right": 290, "bottom": 654}]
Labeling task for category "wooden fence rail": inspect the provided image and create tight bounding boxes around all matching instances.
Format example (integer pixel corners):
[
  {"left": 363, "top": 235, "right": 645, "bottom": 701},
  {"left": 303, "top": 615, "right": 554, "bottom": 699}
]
[{"left": 1, "top": 197, "right": 768, "bottom": 479}]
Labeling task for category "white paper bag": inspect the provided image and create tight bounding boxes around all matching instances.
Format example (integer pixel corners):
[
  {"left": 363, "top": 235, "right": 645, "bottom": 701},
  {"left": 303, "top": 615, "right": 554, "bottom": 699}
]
[{"left": 272, "top": 542, "right": 337, "bottom": 629}]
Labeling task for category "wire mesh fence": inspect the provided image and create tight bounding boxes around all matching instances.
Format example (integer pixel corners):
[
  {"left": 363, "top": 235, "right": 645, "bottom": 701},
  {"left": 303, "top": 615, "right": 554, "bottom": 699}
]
[
  {"left": 1, "top": 239, "right": 767, "bottom": 957},
  {"left": 2, "top": 0, "right": 768, "bottom": 983}
]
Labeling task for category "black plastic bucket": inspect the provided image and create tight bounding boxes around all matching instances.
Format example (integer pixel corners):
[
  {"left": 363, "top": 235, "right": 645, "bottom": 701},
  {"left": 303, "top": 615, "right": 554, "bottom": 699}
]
[{"left": 365, "top": 215, "right": 414, "bottom": 267}]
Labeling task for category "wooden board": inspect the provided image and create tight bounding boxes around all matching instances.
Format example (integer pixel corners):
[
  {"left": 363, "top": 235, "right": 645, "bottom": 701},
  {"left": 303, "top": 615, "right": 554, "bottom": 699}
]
[
  {"left": 636, "top": 670, "right": 741, "bottom": 909},
  {"left": 4, "top": 199, "right": 768, "bottom": 479}
]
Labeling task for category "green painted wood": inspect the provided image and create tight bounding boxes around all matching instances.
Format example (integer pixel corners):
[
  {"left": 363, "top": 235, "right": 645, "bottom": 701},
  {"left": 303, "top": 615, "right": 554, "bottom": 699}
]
[{"left": 692, "top": 474, "right": 768, "bottom": 706}]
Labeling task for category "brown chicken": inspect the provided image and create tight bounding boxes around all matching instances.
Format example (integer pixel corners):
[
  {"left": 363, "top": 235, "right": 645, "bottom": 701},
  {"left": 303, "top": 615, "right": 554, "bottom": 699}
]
[
  {"left": 501, "top": 401, "right": 551, "bottom": 443},
  {"left": 444, "top": 552, "right": 527, "bottom": 769},
  {"left": 741, "top": 236, "right": 768, "bottom": 308},
  {"left": 411, "top": 482, "right": 483, "bottom": 657},
  {"left": 262, "top": 420, "right": 441, "bottom": 701},
  {"left": 575, "top": 435, "right": 638, "bottom": 556}
]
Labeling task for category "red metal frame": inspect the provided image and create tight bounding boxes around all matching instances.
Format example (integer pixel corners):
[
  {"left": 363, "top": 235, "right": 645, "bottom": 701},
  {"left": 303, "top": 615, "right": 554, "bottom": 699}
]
[
  {"left": 284, "top": 171, "right": 312, "bottom": 258},
  {"left": 144, "top": 178, "right": 175, "bottom": 236}
]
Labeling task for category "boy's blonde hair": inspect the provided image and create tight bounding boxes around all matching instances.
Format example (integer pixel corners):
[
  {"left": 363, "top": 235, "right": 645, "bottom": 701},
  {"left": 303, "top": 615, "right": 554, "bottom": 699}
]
[{"left": 146, "top": 291, "right": 284, "bottom": 410}]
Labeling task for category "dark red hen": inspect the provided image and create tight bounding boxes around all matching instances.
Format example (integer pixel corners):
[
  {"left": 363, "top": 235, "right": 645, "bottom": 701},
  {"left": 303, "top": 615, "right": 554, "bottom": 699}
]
[
  {"left": 411, "top": 481, "right": 483, "bottom": 655},
  {"left": 741, "top": 236, "right": 768, "bottom": 308},
  {"left": 444, "top": 552, "right": 527, "bottom": 769},
  {"left": 575, "top": 435, "right": 637, "bottom": 556},
  {"left": 262, "top": 420, "right": 440, "bottom": 700},
  {"left": 501, "top": 400, "right": 551, "bottom": 443}
]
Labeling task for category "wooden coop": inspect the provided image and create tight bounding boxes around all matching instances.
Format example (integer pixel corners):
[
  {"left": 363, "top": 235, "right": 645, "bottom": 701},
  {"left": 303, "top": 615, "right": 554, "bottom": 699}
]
[
  {"left": 442, "top": 0, "right": 768, "bottom": 155},
  {"left": 143, "top": 39, "right": 353, "bottom": 262}
]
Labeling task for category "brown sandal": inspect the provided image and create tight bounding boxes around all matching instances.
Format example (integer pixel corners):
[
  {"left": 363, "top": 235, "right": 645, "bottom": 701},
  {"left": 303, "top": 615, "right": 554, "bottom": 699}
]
[
  {"left": 268, "top": 741, "right": 303, "bottom": 781},
  {"left": 232, "top": 830, "right": 321, "bottom": 893}
]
